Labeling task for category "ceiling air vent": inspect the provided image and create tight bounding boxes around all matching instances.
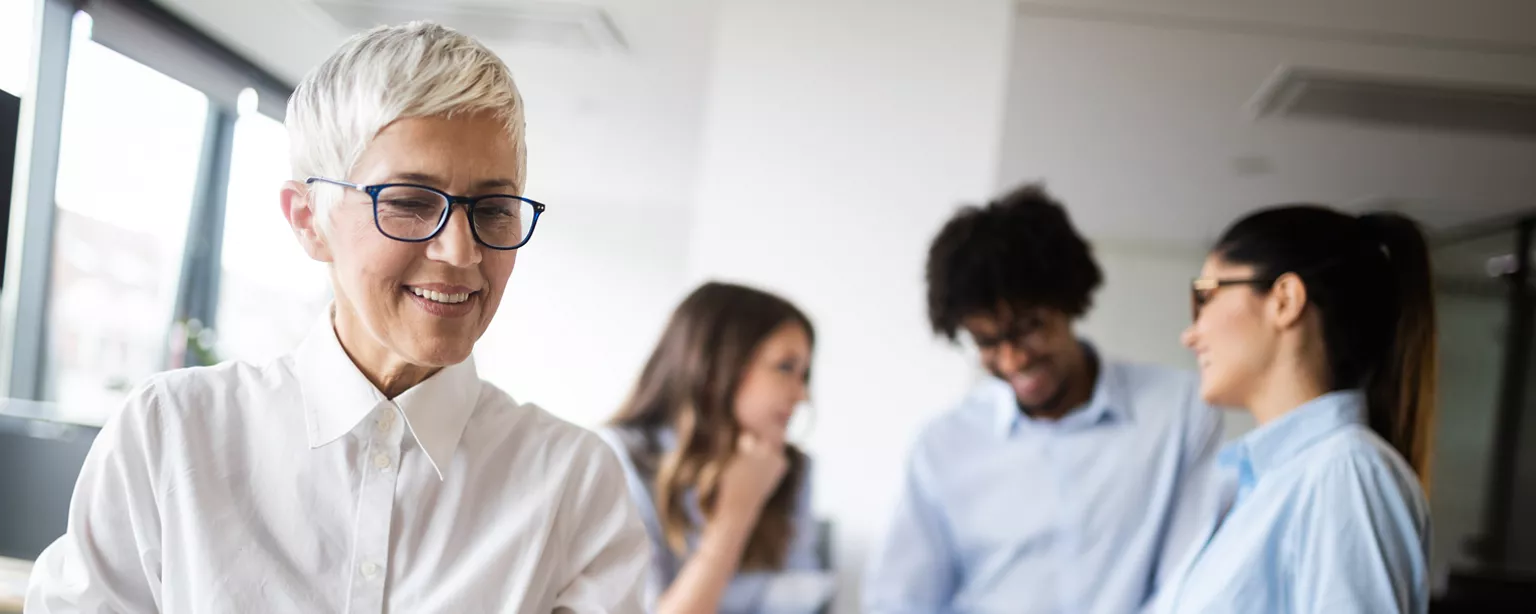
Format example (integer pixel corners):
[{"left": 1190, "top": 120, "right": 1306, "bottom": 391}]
[
  {"left": 310, "top": 1, "right": 626, "bottom": 53},
  {"left": 1249, "top": 66, "right": 1536, "bottom": 140}
]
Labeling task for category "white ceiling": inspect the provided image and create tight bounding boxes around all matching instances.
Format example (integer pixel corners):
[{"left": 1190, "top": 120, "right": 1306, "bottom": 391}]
[
  {"left": 1014, "top": 0, "right": 1536, "bottom": 50},
  {"left": 153, "top": 0, "right": 717, "bottom": 213},
  {"left": 998, "top": 1, "right": 1536, "bottom": 247},
  {"left": 154, "top": 0, "right": 1536, "bottom": 248}
]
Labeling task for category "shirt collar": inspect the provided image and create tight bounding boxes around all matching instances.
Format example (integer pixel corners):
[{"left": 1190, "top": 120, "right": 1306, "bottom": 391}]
[
  {"left": 1218, "top": 389, "right": 1366, "bottom": 487},
  {"left": 991, "top": 340, "right": 1129, "bottom": 437},
  {"left": 294, "top": 308, "right": 482, "bottom": 480}
]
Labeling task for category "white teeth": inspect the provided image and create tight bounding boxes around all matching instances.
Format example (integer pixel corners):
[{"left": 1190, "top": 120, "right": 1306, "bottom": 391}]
[{"left": 410, "top": 287, "right": 471, "bottom": 304}]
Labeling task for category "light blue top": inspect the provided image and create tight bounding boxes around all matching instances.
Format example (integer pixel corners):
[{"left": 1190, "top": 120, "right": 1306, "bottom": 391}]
[
  {"left": 596, "top": 426, "right": 822, "bottom": 614},
  {"left": 1145, "top": 390, "right": 1431, "bottom": 614},
  {"left": 863, "top": 350, "right": 1225, "bottom": 614}
]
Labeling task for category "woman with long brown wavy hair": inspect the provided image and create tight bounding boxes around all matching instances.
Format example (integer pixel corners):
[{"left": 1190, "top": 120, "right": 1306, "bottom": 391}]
[{"left": 599, "top": 281, "right": 822, "bottom": 613}]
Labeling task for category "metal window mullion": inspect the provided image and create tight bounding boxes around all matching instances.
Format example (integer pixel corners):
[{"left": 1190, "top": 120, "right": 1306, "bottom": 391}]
[
  {"left": 167, "top": 104, "right": 234, "bottom": 368},
  {"left": 1480, "top": 216, "right": 1534, "bottom": 567},
  {"left": 0, "top": 0, "right": 75, "bottom": 401}
]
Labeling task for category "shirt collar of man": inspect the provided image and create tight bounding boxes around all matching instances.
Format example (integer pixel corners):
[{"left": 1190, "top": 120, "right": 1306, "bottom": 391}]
[{"left": 992, "top": 340, "right": 1130, "bottom": 437}]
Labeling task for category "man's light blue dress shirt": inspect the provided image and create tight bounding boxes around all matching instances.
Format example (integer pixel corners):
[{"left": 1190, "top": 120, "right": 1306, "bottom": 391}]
[{"left": 864, "top": 350, "right": 1224, "bottom": 614}]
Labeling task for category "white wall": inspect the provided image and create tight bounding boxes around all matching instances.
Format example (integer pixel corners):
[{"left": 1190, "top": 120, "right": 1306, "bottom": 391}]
[
  {"left": 1077, "top": 242, "right": 1202, "bottom": 370},
  {"left": 1074, "top": 243, "right": 1258, "bottom": 439},
  {"left": 685, "top": 1, "right": 1014, "bottom": 610},
  {"left": 475, "top": 204, "right": 691, "bottom": 429}
]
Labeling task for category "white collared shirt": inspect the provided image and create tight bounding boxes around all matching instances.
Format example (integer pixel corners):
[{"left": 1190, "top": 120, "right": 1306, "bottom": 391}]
[{"left": 26, "top": 314, "right": 649, "bottom": 613}]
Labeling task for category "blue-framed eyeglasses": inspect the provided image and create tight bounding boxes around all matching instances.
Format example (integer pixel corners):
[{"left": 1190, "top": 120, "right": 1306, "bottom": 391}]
[{"left": 305, "top": 177, "right": 546, "bottom": 250}]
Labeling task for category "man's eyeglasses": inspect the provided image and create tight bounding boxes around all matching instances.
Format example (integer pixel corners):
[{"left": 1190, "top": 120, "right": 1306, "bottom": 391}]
[
  {"left": 970, "top": 313, "right": 1049, "bottom": 353},
  {"left": 1190, "top": 277, "right": 1275, "bottom": 321},
  {"left": 306, "top": 177, "right": 546, "bottom": 250}
]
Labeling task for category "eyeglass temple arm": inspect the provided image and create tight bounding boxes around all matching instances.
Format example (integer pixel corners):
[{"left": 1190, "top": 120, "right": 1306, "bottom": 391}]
[{"left": 304, "top": 176, "right": 365, "bottom": 190}]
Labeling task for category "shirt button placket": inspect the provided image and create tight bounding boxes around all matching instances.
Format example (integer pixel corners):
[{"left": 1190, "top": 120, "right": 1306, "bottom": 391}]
[
  {"left": 1044, "top": 435, "right": 1077, "bottom": 614},
  {"left": 347, "top": 403, "right": 403, "bottom": 613}
]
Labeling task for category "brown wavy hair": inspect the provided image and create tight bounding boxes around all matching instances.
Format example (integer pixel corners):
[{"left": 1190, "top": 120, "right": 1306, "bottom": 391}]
[{"left": 608, "top": 281, "right": 814, "bottom": 570}]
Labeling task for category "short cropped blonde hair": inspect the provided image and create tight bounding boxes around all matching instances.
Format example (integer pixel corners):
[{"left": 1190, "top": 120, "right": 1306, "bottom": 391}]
[{"left": 286, "top": 21, "right": 526, "bottom": 222}]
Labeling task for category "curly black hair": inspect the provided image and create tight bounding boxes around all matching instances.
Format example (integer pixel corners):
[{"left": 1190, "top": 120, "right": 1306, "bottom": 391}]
[{"left": 925, "top": 183, "right": 1103, "bottom": 340}]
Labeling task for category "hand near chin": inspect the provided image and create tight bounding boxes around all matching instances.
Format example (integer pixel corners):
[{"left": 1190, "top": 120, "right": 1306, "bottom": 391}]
[{"left": 716, "top": 433, "right": 789, "bottom": 521}]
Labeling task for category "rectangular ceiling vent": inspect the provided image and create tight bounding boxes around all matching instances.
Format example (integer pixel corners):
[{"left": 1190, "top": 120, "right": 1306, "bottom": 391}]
[
  {"left": 310, "top": 1, "right": 626, "bottom": 53},
  {"left": 1249, "top": 66, "right": 1536, "bottom": 140}
]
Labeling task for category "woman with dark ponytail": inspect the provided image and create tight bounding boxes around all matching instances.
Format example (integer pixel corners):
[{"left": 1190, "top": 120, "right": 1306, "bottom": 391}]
[{"left": 1148, "top": 205, "right": 1436, "bottom": 613}]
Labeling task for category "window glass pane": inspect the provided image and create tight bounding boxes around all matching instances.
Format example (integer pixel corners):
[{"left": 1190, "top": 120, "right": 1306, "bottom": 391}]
[
  {"left": 214, "top": 108, "right": 330, "bottom": 363},
  {"left": 44, "top": 28, "right": 207, "bottom": 425},
  {"left": 0, "top": 0, "right": 34, "bottom": 96}
]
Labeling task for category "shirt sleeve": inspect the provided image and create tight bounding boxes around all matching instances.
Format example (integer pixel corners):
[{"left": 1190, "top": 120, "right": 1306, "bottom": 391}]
[
  {"left": 26, "top": 382, "right": 165, "bottom": 613},
  {"left": 593, "top": 429, "right": 675, "bottom": 612},
  {"left": 861, "top": 439, "right": 958, "bottom": 614},
  {"left": 1290, "top": 453, "right": 1430, "bottom": 614},
  {"left": 1150, "top": 387, "right": 1228, "bottom": 596},
  {"left": 551, "top": 432, "right": 653, "bottom": 614},
  {"left": 1183, "top": 393, "right": 1225, "bottom": 477}
]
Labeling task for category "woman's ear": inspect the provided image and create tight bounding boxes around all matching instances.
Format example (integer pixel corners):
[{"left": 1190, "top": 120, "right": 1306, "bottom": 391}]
[
  {"left": 281, "top": 180, "right": 334, "bottom": 263},
  {"left": 1267, "top": 272, "right": 1309, "bottom": 330}
]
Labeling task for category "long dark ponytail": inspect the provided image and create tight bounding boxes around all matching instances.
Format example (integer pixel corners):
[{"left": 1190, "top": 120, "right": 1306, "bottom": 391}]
[{"left": 1215, "top": 206, "right": 1438, "bottom": 482}]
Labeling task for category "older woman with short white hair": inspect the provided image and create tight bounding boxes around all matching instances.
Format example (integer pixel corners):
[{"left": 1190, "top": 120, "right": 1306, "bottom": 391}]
[{"left": 27, "top": 22, "right": 648, "bottom": 613}]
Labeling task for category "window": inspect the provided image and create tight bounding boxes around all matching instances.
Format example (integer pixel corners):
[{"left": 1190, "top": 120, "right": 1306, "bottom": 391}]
[
  {"left": 0, "top": 0, "right": 34, "bottom": 96},
  {"left": 214, "top": 102, "right": 331, "bottom": 363},
  {"left": 42, "top": 21, "right": 208, "bottom": 424}
]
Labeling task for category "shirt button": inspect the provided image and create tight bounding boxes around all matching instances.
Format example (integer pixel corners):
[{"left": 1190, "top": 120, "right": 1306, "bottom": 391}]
[
  {"left": 373, "top": 453, "right": 392, "bottom": 471},
  {"left": 360, "top": 562, "right": 379, "bottom": 578},
  {"left": 375, "top": 414, "right": 394, "bottom": 433}
]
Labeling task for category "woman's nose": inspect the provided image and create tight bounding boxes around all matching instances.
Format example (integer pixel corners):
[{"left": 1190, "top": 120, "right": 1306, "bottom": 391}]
[{"left": 426, "top": 205, "right": 483, "bottom": 267}]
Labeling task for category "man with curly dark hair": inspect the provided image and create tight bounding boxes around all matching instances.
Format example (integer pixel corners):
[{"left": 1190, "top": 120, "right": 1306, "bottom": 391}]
[{"left": 864, "top": 184, "right": 1225, "bottom": 614}]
